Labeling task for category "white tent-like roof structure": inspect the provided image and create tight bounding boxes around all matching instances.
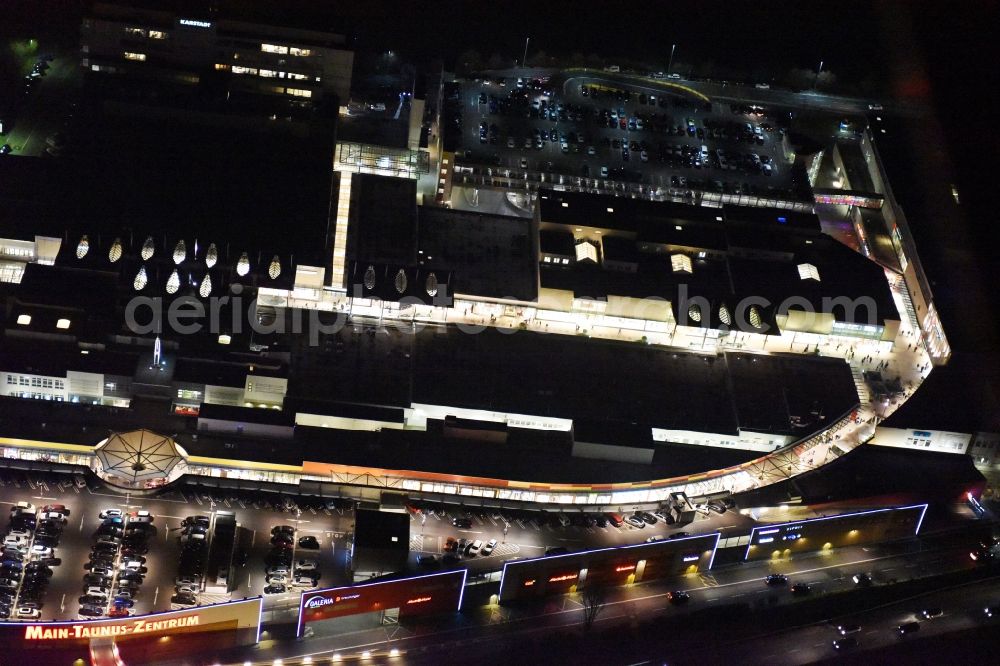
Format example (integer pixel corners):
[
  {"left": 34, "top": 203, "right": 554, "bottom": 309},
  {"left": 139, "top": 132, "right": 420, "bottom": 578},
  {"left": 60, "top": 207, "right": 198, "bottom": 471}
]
[{"left": 93, "top": 429, "right": 189, "bottom": 489}]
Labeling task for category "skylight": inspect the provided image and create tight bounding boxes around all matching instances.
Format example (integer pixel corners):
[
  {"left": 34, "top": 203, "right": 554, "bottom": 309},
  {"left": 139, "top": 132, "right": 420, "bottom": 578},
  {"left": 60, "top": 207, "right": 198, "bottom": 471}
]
[
  {"left": 363, "top": 265, "right": 376, "bottom": 290},
  {"left": 166, "top": 269, "right": 181, "bottom": 294},
  {"left": 576, "top": 241, "right": 598, "bottom": 263},
  {"left": 719, "top": 304, "right": 732, "bottom": 326},
  {"left": 394, "top": 268, "right": 408, "bottom": 294},
  {"left": 688, "top": 304, "right": 702, "bottom": 323},
  {"left": 671, "top": 254, "right": 693, "bottom": 273},
  {"left": 797, "top": 263, "right": 821, "bottom": 281},
  {"left": 172, "top": 240, "right": 187, "bottom": 265},
  {"left": 425, "top": 272, "right": 438, "bottom": 297},
  {"left": 76, "top": 236, "right": 90, "bottom": 259},
  {"left": 236, "top": 252, "right": 250, "bottom": 277},
  {"left": 140, "top": 237, "right": 155, "bottom": 261},
  {"left": 108, "top": 238, "right": 123, "bottom": 263},
  {"left": 749, "top": 306, "right": 763, "bottom": 329},
  {"left": 268, "top": 256, "right": 281, "bottom": 280},
  {"left": 199, "top": 274, "right": 212, "bottom": 297},
  {"left": 133, "top": 266, "right": 148, "bottom": 291},
  {"left": 205, "top": 243, "right": 218, "bottom": 268},
  {"left": 16, "top": 314, "right": 31, "bottom": 326},
  {"left": 56, "top": 318, "right": 71, "bottom": 330}
]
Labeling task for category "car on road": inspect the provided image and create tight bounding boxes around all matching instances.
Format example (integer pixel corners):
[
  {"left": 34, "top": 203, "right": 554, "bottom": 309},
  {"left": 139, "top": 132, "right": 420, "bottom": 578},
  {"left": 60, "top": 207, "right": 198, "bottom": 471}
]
[
  {"left": 790, "top": 583, "right": 811, "bottom": 596},
  {"left": 764, "top": 574, "right": 788, "bottom": 586},
  {"left": 837, "top": 623, "right": 861, "bottom": 635},
  {"left": 298, "top": 536, "right": 320, "bottom": 549},
  {"left": 897, "top": 621, "right": 920, "bottom": 636},
  {"left": 832, "top": 636, "right": 858, "bottom": 650},
  {"left": 0, "top": 144, "right": 12, "bottom": 155},
  {"left": 667, "top": 591, "right": 690, "bottom": 605},
  {"left": 985, "top": 605, "right": 999, "bottom": 618},
  {"left": 921, "top": 607, "right": 943, "bottom": 619},
  {"left": 852, "top": 573, "right": 873, "bottom": 586}
]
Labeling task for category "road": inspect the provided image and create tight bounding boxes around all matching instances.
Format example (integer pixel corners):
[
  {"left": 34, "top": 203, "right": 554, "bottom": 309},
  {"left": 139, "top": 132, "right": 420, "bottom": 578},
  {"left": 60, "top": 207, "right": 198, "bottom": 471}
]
[{"left": 217, "top": 529, "right": 989, "bottom": 665}]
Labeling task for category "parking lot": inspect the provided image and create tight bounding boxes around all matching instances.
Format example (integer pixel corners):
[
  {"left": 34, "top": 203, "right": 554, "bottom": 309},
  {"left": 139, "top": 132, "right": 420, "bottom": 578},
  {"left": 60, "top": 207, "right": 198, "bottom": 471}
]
[
  {"left": 0, "top": 467, "right": 749, "bottom": 621},
  {"left": 450, "top": 73, "right": 808, "bottom": 204}
]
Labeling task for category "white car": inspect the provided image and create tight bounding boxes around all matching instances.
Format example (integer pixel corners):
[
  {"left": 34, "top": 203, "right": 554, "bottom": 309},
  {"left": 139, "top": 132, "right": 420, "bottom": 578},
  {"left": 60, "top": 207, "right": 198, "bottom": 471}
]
[
  {"left": 85, "top": 586, "right": 108, "bottom": 598},
  {"left": 10, "top": 501, "right": 35, "bottom": 517},
  {"left": 30, "top": 544, "right": 53, "bottom": 559},
  {"left": 38, "top": 511, "right": 66, "bottom": 523},
  {"left": 99, "top": 509, "right": 123, "bottom": 520},
  {"left": 175, "top": 584, "right": 198, "bottom": 595},
  {"left": 294, "top": 560, "right": 317, "bottom": 572},
  {"left": 467, "top": 540, "right": 483, "bottom": 555},
  {"left": 481, "top": 539, "right": 497, "bottom": 556},
  {"left": 129, "top": 510, "right": 154, "bottom": 524},
  {"left": 16, "top": 607, "right": 41, "bottom": 619},
  {"left": 7, "top": 528, "right": 31, "bottom": 539},
  {"left": 265, "top": 574, "right": 288, "bottom": 585}
]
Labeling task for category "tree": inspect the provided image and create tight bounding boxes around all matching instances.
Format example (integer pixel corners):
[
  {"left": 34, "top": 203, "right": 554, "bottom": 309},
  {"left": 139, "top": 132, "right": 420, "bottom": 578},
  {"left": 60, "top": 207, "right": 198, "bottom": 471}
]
[{"left": 581, "top": 585, "right": 607, "bottom": 632}]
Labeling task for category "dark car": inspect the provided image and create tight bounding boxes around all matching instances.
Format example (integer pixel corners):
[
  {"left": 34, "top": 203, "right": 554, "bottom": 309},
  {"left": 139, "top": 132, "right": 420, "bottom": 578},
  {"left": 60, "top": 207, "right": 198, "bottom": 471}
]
[
  {"left": 0, "top": 144, "right": 12, "bottom": 155},
  {"left": 921, "top": 607, "right": 943, "bottom": 619},
  {"left": 832, "top": 636, "right": 858, "bottom": 650},
  {"left": 271, "top": 525, "right": 295, "bottom": 536},
  {"left": 298, "top": 536, "right": 320, "bottom": 549},
  {"left": 78, "top": 606, "right": 105, "bottom": 618},
  {"left": 417, "top": 555, "right": 439, "bottom": 567},
  {"left": 452, "top": 517, "right": 473, "bottom": 529},
  {"left": 765, "top": 574, "right": 788, "bottom": 586},
  {"left": 545, "top": 547, "right": 569, "bottom": 557},
  {"left": 790, "top": 583, "right": 811, "bottom": 596},
  {"left": 852, "top": 573, "right": 873, "bottom": 586},
  {"left": 171, "top": 592, "right": 197, "bottom": 605},
  {"left": 897, "top": 621, "right": 920, "bottom": 636},
  {"left": 263, "top": 584, "right": 287, "bottom": 595},
  {"left": 667, "top": 591, "right": 690, "bottom": 605},
  {"left": 79, "top": 594, "right": 106, "bottom": 605}
]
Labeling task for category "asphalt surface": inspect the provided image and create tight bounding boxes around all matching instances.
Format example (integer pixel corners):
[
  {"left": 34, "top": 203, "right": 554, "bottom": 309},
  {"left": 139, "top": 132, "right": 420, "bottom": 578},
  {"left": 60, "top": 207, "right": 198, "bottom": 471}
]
[
  {"left": 0, "top": 471, "right": 748, "bottom": 622},
  {"left": 455, "top": 74, "right": 796, "bottom": 202},
  {"left": 229, "top": 524, "right": 989, "bottom": 666}
]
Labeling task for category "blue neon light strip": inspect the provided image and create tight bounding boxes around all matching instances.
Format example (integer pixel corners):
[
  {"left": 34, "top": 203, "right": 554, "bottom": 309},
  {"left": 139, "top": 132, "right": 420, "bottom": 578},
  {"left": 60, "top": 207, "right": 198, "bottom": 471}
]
[
  {"left": 296, "top": 569, "right": 469, "bottom": 637},
  {"left": 743, "top": 503, "right": 930, "bottom": 561}
]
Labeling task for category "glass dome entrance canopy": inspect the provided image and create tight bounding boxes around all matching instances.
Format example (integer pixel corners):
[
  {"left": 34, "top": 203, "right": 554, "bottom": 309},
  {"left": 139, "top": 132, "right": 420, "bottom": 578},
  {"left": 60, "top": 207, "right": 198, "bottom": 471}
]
[{"left": 92, "top": 429, "right": 189, "bottom": 490}]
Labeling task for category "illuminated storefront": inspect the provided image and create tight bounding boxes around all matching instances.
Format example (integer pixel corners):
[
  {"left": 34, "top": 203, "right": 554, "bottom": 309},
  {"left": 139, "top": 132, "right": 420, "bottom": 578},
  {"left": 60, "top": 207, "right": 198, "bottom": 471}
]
[{"left": 743, "top": 504, "right": 927, "bottom": 562}]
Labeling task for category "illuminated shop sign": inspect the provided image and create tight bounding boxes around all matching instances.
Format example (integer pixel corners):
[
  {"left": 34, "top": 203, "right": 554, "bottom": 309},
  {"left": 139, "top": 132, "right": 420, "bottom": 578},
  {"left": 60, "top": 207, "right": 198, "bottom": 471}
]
[
  {"left": 25, "top": 615, "right": 199, "bottom": 640},
  {"left": 305, "top": 593, "right": 359, "bottom": 609},
  {"left": 682, "top": 555, "right": 699, "bottom": 562},
  {"left": 758, "top": 529, "right": 779, "bottom": 535},
  {"left": 759, "top": 537, "right": 774, "bottom": 544},
  {"left": 548, "top": 574, "right": 577, "bottom": 583},
  {"left": 406, "top": 597, "right": 432, "bottom": 605},
  {"left": 523, "top": 580, "right": 536, "bottom": 587},
  {"left": 179, "top": 19, "right": 211, "bottom": 28},
  {"left": 614, "top": 564, "right": 636, "bottom": 573}
]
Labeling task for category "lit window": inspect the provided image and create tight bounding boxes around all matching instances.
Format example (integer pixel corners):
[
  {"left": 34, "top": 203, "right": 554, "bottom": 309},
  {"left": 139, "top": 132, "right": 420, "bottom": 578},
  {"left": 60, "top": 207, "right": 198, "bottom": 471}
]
[
  {"left": 166, "top": 269, "right": 181, "bottom": 294},
  {"left": 218, "top": 334, "right": 232, "bottom": 345},
  {"left": 289, "top": 47, "right": 312, "bottom": 57},
  {"left": 797, "top": 263, "right": 821, "bottom": 281},
  {"left": 108, "top": 238, "right": 123, "bottom": 263},
  {"left": 56, "top": 319, "right": 71, "bottom": 330},
  {"left": 286, "top": 87, "right": 312, "bottom": 98},
  {"left": 16, "top": 314, "right": 31, "bottom": 326},
  {"left": 261, "top": 43, "right": 288, "bottom": 55},
  {"left": 173, "top": 239, "right": 186, "bottom": 264},
  {"left": 268, "top": 256, "right": 281, "bottom": 280},
  {"left": 232, "top": 65, "right": 258, "bottom": 75},
  {"left": 124, "top": 27, "right": 146, "bottom": 38},
  {"left": 561, "top": 258, "right": 569, "bottom": 265},
  {"left": 543, "top": 256, "right": 551, "bottom": 263},
  {"left": 205, "top": 243, "right": 218, "bottom": 268},
  {"left": 76, "top": 235, "right": 90, "bottom": 259},
  {"left": 749, "top": 306, "right": 763, "bottom": 329},
  {"left": 606, "top": 207, "right": 614, "bottom": 213},
  {"left": 123, "top": 52, "right": 147, "bottom": 62},
  {"left": 688, "top": 305, "right": 702, "bottom": 323},
  {"left": 671, "top": 254, "right": 693, "bottom": 273},
  {"left": 425, "top": 273, "right": 438, "bottom": 297},
  {"left": 561, "top": 202, "right": 569, "bottom": 208},
  {"left": 286, "top": 72, "right": 308, "bottom": 80},
  {"left": 199, "top": 274, "right": 212, "bottom": 297},
  {"left": 675, "top": 225, "right": 683, "bottom": 231},
  {"left": 259, "top": 69, "right": 278, "bottom": 78},
  {"left": 141, "top": 236, "right": 155, "bottom": 260},
  {"left": 149, "top": 30, "right": 167, "bottom": 40},
  {"left": 236, "top": 252, "right": 250, "bottom": 276},
  {"left": 214, "top": 63, "right": 230, "bottom": 71}
]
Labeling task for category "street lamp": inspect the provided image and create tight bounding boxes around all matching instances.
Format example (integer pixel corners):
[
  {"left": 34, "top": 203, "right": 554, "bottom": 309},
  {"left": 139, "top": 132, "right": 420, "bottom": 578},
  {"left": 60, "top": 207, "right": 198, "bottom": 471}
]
[
  {"left": 522, "top": 37, "right": 530, "bottom": 69},
  {"left": 814, "top": 60, "right": 824, "bottom": 89},
  {"left": 668, "top": 44, "right": 676, "bottom": 75}
]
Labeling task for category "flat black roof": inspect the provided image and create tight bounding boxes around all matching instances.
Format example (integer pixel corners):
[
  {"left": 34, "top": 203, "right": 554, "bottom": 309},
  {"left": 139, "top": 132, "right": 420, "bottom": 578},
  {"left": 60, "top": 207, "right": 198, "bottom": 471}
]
[
  {"left": 417, "top": 207, "right": 538, "bottom": 302},
  {"left": 347, "top": 174, "right": 418, "bottom": 266}
]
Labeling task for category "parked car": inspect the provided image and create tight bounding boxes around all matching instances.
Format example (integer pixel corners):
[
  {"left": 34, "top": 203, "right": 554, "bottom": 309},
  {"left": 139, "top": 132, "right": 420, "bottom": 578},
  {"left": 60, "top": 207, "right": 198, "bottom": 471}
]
[
  {"left": 298, "top": 536, "right": 320, "bottom": 549},
  {"left": 481, "top": 539, "right": 497, "bottom": 556}
]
